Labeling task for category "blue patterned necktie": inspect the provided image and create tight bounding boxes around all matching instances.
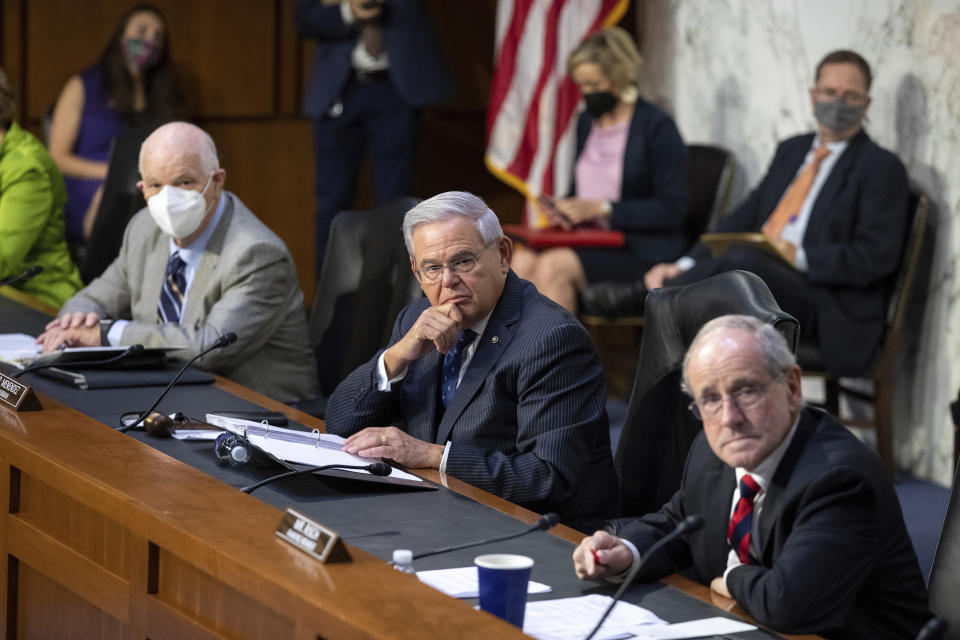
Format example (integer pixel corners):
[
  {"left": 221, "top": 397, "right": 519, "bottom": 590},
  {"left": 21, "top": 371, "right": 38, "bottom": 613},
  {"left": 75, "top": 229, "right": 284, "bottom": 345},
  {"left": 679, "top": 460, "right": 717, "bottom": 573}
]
[
  {"left": 440, "top": 329, "right": 477, "bottom": 408},
  {"left": 728, "top": 474, "right": 762, "bottom": 564},
  {"left": 158, "top": 251, "right": 186, "bottom": 324}
]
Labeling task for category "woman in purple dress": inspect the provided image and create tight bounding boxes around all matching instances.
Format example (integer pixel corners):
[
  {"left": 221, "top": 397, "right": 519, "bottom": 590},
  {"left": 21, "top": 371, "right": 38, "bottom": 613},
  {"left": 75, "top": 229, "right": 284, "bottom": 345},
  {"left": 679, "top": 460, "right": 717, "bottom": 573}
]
[{"left": 48, "top": 3, "right": 178, "bottom": 246}]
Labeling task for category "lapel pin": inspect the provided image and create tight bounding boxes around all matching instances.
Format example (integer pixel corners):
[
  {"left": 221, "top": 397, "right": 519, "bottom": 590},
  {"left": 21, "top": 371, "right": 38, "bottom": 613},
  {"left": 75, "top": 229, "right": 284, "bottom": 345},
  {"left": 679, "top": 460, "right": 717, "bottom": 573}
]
[{"left": 491, "top": 336, "right": 499, "bottom": 343}]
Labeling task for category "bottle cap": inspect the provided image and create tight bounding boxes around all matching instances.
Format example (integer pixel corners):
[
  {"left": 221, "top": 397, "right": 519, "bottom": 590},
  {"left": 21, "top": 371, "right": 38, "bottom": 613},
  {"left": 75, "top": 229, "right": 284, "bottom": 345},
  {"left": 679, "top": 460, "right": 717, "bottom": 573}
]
[{"left": 392, "top": 549, "right": 413, "bottom": 565}]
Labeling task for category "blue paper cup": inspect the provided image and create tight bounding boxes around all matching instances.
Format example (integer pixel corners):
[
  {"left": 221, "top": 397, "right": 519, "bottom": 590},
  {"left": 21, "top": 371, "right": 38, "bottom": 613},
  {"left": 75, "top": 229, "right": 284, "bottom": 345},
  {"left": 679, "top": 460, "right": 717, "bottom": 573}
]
[{"left": 474, "top": 553, "right": 534, "bottom": 628}]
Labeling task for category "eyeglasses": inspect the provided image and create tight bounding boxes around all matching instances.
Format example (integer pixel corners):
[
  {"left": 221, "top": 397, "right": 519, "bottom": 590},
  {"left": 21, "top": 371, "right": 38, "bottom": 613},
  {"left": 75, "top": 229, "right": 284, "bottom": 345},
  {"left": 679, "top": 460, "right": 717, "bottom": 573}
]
[
  {"left": 415, "top": 251, "right": 482, "bottom": 284},
  {"left": 688, "top": 371, "right": 786, "bottom": 422},
  {"left": 812, "top": 87, "right": 869, "bottom": 107}
]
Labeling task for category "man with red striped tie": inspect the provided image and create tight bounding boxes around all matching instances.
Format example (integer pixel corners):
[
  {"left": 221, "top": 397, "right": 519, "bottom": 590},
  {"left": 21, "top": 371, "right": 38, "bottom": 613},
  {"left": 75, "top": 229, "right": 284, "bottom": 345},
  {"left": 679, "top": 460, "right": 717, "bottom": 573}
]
[{"left": 573, "top": 315, "right": 931, "bottom": 639}]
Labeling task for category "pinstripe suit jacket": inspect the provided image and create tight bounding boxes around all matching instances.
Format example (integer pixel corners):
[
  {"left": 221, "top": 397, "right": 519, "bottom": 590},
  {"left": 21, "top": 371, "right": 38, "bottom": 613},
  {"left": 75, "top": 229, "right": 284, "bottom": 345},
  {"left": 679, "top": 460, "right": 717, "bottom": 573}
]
[
  {"left": 60, "top": 192, "right": 319, "bottom": 402},
  {"left": 325, "top": 272, "right": 620, "bottom": 528}
]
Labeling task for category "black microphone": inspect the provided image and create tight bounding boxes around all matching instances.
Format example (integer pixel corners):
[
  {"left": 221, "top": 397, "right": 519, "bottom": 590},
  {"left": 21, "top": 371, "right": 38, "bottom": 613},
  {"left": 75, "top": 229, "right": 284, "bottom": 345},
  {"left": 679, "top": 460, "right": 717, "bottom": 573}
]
[
  {"left": 14, "top": 344, "right": 145, "bottom": 379},
  {"left": 584, "top": 515, "right": 704, "bottom": 640},
  {"left": 411, "top": 512, "right": 560, "bottom": 562},
  {"left": 0, "top": 265, "right": 43, "bottom": 288},
  {"left": 116, "top": 332, "right": 237, "bottom": 433},
  {"left": 916, "top": 617, "right": 948, "bottom": 640},
  {"left": 240, "top": 461, "right": 392, "bottom": 494}
]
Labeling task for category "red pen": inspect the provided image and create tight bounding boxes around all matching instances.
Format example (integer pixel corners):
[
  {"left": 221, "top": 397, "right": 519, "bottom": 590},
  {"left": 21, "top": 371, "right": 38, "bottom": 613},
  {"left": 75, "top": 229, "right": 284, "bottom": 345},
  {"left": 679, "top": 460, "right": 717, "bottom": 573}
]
[{"left": 591, "top": 549, "right": 603, "bottom": 566}]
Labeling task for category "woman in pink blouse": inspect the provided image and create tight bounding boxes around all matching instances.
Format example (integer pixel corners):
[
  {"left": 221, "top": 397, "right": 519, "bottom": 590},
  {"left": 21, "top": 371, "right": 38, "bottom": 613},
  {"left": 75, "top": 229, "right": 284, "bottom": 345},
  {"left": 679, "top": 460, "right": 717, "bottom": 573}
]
[{"left": 512, "top": 27, "right": 688, "bottom": 312}]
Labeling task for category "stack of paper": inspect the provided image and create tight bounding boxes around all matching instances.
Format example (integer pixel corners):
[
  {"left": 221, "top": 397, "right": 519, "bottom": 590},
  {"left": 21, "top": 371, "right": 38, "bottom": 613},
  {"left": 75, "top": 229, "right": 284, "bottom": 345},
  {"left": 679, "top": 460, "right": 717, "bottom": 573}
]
[{"left": 0, "top": 333, "right": 40, "bottom": 367}]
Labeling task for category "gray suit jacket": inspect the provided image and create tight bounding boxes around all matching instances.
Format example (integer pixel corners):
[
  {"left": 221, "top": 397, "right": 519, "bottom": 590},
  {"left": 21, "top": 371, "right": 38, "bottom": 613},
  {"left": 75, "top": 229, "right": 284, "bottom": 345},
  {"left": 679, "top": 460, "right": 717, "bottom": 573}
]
[
  {"left": 61, "top": 192, "right": 319, "bottom": 402},
  {"left": 325, "top": 272, "right": 620, "bottom": 530}
]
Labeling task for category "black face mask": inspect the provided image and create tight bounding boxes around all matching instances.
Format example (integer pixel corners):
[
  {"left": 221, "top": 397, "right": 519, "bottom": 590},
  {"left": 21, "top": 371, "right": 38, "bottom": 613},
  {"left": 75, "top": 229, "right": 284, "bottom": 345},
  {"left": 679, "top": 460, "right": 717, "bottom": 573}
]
[{"left": 584, "top": 91, "right": 618, "bottom": 119}]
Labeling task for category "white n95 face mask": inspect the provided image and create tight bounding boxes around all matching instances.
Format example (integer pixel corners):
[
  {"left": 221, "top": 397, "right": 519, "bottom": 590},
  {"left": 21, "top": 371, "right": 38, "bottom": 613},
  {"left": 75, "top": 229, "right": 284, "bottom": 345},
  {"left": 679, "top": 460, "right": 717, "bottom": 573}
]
[{"left": 147, "top": 174, "right": 214, "bottom": 238}]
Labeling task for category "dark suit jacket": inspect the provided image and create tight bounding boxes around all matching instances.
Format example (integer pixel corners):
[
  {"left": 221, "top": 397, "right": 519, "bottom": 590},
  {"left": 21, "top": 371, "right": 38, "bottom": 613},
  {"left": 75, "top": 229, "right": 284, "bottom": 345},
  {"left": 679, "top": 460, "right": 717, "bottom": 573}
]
[
  {"left": 615, "top": 407, "right": 931, "bottom": 639},
  {"left": 325, "top": 272, "right": 620, "bottom": 528},
  {"left": 690, "top": 130, "right": 910, "bottom": 375},
  {"left": 294, "top": 0, "right": 454, "bottom": 117},
  {"left": 572, "top": 100, "right": 689, "bottom": 266}
]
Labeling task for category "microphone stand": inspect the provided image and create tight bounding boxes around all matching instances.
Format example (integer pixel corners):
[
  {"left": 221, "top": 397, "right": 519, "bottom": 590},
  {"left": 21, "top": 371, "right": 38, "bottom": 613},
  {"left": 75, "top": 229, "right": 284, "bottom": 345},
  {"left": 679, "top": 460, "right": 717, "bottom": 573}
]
[
  {"left": 241, "top": 462, "right": 392, "bottom": 494},
  {"left": 411, "top": 512, "right": 560, "bottom": 561},
  {"left": 117, "top": 332, "right": 237, "bottom": 433},
  {"left": 584, "top": 515, "right": 704, "bottom": 640}
]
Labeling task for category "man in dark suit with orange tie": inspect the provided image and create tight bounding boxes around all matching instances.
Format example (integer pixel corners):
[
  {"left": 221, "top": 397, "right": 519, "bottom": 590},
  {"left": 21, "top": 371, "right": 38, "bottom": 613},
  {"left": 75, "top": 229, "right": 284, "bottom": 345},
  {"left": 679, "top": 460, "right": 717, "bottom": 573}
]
[
  {"left": 573, "top": 315, "right": 931, "bottom": 639},
  {"left": 325, "top": 191, "right": 619, "bottom": 530},
  {"left": 643, "top": 50, "right": 910, "bottom": 377}
]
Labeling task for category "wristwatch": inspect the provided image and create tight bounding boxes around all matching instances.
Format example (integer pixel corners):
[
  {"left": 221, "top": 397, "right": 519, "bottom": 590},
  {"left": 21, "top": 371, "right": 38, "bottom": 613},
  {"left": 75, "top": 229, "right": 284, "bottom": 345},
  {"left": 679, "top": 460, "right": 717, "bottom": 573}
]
[{"left": 99, "top": 318, "right": 116, "bottom": 346}]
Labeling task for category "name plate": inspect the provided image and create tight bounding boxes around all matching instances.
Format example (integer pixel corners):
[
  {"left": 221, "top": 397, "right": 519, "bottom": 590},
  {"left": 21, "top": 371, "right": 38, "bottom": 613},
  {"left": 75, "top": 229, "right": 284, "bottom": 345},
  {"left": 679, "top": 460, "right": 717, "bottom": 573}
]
[
  {"left": 275, "top": 508, "right": 347, "bottom": 563},
  {"left": 0, "top": 371, "right": 42, "bottom": 412}
]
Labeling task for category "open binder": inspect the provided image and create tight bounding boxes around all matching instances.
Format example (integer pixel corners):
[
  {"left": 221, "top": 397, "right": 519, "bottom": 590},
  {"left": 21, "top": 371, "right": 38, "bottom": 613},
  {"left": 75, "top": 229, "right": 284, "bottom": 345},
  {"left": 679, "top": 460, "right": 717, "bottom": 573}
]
[{"left": 206, "top": 413, "right": 434, "bottom": 490}]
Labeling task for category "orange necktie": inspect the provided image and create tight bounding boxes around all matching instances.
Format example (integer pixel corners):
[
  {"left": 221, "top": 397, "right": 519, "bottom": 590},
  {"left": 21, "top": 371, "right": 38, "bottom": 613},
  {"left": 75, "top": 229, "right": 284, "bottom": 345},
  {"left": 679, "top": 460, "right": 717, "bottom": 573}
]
[{"left": 761, "top": 146, "right": 831, "bottom": 238}]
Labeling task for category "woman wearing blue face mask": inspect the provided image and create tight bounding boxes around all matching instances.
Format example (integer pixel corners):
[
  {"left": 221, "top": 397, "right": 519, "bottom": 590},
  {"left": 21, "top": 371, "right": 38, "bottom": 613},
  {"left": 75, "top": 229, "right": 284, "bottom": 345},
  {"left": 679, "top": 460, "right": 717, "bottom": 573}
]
[
  {"left": 48, "top": 3, "right": 179, "bottom": 249},
  {"left": 511, "top": 27, "right": 688, "bottom": 313}
]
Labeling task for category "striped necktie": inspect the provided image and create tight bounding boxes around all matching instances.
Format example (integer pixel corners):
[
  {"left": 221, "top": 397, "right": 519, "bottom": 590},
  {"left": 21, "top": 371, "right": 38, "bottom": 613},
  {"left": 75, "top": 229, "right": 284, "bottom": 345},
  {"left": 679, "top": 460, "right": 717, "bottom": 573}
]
[
  {"left": 158, "top": 251, "right": 186, "bottom": 324},
  {"left": 727, "top": 474, "right": 762, "bottom": 564},
  {"left": 440, "top": 329, "right": 477, "bottom": 408}
]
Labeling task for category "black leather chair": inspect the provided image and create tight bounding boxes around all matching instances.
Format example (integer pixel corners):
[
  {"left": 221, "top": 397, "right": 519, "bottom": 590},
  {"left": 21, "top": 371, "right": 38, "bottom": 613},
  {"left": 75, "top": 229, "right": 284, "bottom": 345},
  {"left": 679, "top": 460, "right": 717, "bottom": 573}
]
[
  {"left": 579, "top": 143, "right": 736, "bottom": 321},
  {"left": 300, "top": 197, "right": 422, "bottom": 415},
  {"left": 798, "top": 188, "right": 933, "bottom": 473},
  {"left": 927, "top": 461, "right": 960, "bottom": 639},
  {"left": 614, "top": 270, "right": 799, "bottom": 518},
  {"left": 80, "top": 126, "right": 151, "bottom": 282}
]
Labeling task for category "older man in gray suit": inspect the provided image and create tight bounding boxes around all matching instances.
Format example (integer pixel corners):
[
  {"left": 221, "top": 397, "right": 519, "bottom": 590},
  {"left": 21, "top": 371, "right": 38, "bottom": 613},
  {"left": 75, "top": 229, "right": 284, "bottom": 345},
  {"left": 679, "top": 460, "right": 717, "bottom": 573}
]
[{"left": 38, "top": 122, "right": 318, "bottom": 402}]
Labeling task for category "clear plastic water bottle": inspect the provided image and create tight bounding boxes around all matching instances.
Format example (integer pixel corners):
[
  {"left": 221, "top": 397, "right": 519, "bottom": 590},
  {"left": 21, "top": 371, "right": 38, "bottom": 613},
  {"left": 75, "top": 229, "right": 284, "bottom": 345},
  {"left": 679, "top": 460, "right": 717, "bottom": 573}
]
[{"left": 392, "top": 549, "right": 415, "bottom": 574}]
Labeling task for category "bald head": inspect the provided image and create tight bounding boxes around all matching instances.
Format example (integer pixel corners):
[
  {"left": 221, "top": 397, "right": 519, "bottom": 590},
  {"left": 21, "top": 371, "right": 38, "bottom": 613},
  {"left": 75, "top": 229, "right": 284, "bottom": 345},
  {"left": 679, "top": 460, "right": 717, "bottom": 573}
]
[{"left": 138, "top": 121, "right": 219, "bottom": 177}]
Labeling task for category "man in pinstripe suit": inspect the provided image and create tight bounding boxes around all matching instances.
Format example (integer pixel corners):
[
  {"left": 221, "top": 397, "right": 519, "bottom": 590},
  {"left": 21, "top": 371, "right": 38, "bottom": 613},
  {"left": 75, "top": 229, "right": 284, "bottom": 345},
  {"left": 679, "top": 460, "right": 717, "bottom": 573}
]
[{"left": 325, "top": 191, "right": 620, "bottom": 529}]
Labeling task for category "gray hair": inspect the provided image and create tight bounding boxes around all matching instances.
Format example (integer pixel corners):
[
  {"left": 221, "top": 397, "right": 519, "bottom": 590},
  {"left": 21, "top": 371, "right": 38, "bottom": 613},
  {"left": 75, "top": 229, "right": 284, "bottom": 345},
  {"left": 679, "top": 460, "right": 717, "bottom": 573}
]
[
  {"left": 681, "top": 314, "right": 797, "bottom": 394},
  {"left": 402, "top": 191, "right": 503, "bottom": 257},
  {"left": 138, "top": 121, "right": 220, "bottom": 176}
]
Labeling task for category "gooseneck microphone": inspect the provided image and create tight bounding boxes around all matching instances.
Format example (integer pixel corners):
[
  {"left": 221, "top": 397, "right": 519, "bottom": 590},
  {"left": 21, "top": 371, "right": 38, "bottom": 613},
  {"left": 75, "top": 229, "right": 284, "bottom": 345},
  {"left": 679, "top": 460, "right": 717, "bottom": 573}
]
[
  {"left": 240, "top": 461, "right": 392, "bottom": 494},
  {"left": 0, "top": 265, "right": 43, "bottom": 288},
  {"left": 14, "top": 344, "right": 145, "bottom": 379},
  {"left": 584, "top": 514, "right": 704, "bottom": 640},
  {"left": 117, "top": 332, "right": 237, "bottom": 433},
  {"left": 410, "top": 512, "right": 560, "bottom": 562},
  {"left": 915, "top": 617, "right": 948, "bottom": 640}
]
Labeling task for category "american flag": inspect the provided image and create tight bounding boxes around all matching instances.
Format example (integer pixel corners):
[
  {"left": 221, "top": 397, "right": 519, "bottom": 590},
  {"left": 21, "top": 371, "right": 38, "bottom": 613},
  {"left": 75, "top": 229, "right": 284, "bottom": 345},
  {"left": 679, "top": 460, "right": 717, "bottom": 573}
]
[{"left": 485, "top": 0, "right": 629, "bottom": 226}]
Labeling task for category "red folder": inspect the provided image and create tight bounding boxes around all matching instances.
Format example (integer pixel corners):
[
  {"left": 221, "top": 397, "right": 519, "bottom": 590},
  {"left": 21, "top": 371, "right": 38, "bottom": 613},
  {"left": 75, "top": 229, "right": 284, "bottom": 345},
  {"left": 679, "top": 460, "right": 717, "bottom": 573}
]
[{"left": 502, "top": 224, "right": 625, "bottom": 249}]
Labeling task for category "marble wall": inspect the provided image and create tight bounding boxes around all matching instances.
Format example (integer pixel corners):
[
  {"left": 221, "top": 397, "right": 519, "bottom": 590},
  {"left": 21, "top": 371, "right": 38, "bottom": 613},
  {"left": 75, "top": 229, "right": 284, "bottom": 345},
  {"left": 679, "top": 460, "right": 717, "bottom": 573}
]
[{"left": 637, "top": 0, "right": 960, "bottom": 485}]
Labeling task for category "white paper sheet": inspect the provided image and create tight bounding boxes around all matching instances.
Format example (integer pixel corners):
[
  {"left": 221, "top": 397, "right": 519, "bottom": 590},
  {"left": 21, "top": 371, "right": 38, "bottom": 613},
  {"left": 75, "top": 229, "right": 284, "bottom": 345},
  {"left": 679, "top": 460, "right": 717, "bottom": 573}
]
[
  {"left": 171, "top": 429, "right": 223, "bottom": 440},
  {"left": 0, "top": 333, "right": 40, "bottom": 365},
  {"left": 416, "top": 566, "right": 551, "bottom": 598},
  {"left": 522, "top": 594, "right": 666, "bottom": 640},
  {"left": 204, "top": 414, "right": 423, "bottom": 482},
  {"left": 632, "top": 617, "right": 756, "bottom": 639}
]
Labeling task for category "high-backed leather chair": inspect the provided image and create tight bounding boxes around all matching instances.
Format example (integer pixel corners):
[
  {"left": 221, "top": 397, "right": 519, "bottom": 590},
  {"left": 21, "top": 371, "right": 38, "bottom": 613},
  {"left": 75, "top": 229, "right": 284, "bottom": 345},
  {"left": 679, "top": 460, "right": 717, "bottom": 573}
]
[
  {"left": 580, "top": 143, "right": 736, "bottom": 322},
  {"left": 615, "top": 270, "right": 799, "bottom": 517},
  {"left": 308, "top": 197, "right": 422, "bottom": 401},
  {"left": 927, "top": 460, "right": 960, "bottom": 638},
  {"left": 80, "top": 126, "right": 150, "bottom": 282},
  {"left": 798, "top": 187, "right": 933, "bottom": 473}
]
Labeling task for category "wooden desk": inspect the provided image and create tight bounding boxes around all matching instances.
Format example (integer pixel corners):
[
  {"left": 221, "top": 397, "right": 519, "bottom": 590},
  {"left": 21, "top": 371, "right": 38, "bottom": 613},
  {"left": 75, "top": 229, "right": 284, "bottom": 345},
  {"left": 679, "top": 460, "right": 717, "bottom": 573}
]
[{"left": 0, "top": 293, "right": 820, "bottom": 639}]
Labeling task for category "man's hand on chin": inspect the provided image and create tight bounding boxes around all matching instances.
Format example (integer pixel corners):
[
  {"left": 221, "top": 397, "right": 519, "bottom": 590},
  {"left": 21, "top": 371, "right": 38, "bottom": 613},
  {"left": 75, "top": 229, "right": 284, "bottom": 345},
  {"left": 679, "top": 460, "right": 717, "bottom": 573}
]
[
  {"left": 382, "top": 302, "right": 462, "bottom": 377},
  {"left": 341, "top": 426, "right": 445, "bottom": 469}
]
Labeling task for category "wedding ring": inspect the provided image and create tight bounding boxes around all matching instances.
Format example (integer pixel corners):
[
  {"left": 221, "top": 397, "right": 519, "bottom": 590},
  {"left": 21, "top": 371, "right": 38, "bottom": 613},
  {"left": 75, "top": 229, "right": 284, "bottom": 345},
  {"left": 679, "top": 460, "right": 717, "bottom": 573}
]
[{"left": 381, "top": 434, "right": 388, "bottom": 447}]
